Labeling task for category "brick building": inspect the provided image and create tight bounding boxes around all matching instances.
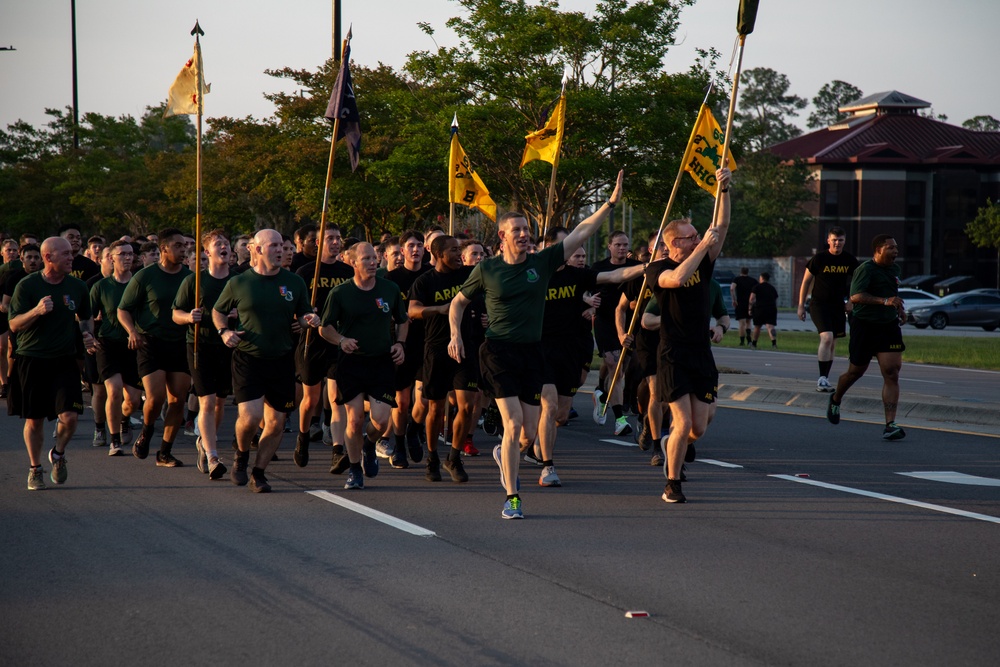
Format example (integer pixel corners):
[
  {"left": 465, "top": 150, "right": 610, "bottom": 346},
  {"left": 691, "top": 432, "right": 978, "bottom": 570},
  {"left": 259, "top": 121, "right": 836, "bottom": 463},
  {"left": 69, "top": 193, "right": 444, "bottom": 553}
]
[{"left": 768, "top": 91, "right": 1000, "bottom": 288}]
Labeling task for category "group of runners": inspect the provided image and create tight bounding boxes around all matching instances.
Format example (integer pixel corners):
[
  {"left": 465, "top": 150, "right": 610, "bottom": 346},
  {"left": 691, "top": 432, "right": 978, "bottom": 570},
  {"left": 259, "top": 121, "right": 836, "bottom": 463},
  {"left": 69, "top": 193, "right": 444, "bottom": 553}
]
[{"left": 3, "top": 163, "right": 908, "bottom": 517}]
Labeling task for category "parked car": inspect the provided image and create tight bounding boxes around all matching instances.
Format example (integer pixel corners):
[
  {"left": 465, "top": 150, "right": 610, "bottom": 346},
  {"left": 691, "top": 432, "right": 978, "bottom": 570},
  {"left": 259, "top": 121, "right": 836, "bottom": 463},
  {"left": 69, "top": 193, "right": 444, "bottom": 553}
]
[
  {"left": 897, "top": 288, "right": 939, "bottom": 323},
  {"left": 966, "top": 288, "right": 1000, "bottom": 298},
  {"left": 908, "top": 292, "right": 1000, "bottom": 330}
]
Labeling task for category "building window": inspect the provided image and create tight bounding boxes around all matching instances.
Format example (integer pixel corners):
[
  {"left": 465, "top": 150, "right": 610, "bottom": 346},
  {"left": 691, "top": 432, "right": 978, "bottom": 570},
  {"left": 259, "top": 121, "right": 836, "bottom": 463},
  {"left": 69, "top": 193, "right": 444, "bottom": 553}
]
[
  {"left": 822, "top": 181, "right": 839, "bottom": 216},
  {"left": 906, "top": 181, "right": 925, "bottom": 218}
]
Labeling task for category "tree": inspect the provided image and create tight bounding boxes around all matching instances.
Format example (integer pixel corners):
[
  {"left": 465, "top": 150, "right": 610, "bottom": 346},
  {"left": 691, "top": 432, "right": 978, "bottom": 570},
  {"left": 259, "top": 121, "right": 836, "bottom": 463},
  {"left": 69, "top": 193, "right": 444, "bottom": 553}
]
[
  {"left": 807, "top": 80, "right": 863, "bottom": 129},
  {"left": 735, "top": 67, "right": 806, "bottom": 151},
  {"left": 965, "top": 199, "right": 1000, "bottom": 288},
  {"left": 727, "top": 152, "right": 816, "bottom": 257},
  {"left": 962, "top": 115, "right": 1000, "bottom": 132}
]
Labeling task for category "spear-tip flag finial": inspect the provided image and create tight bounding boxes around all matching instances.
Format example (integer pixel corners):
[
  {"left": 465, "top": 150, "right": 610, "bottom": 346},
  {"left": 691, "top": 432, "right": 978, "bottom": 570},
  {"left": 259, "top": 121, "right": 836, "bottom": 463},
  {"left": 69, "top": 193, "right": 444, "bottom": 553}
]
[
  {"left": 451, "top": 112, "right": 459, "bottom": 133},
  {"left": 561, "top": 66, "right": 570, "bottom": 93},
  {"left": 191, "top": 20, "right": 204, "bottom": 37}
]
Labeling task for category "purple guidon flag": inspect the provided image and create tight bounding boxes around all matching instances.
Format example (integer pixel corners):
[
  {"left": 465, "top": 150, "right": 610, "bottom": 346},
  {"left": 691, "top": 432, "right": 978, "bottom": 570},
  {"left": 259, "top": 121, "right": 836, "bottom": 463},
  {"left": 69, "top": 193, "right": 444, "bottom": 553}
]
[{"left": 324, "top": 33, "right": 361, "bottom": 172}]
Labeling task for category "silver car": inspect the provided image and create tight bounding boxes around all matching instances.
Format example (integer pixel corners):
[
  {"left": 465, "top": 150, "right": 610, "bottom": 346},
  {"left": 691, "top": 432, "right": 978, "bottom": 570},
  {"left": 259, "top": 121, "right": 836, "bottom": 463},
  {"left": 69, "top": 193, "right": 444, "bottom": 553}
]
[{"left": 909, "top": 292, "right": 1000, "bottom": 331}]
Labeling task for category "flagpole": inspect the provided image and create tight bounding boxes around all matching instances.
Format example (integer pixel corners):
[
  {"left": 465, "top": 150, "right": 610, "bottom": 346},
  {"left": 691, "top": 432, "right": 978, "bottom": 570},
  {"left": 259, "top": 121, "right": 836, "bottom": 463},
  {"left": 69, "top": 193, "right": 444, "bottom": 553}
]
[
  {"left": 601, "top": 0, "right": 758, "bottom": 418},
  {"left": 541, "top": 71, "right": 569, "bottom": 242},
  {"left": 192, "top": 21, "right": 204, "bottom": 369},
  {"left": 306, "top": 34, "right": 349, "bottom": 354}
]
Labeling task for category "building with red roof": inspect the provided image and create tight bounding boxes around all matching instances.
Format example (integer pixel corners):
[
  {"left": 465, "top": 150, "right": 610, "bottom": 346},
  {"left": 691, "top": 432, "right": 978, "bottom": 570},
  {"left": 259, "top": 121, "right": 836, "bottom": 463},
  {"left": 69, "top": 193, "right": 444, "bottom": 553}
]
[{"left": 768, "top": 91, "right": 1000, "bottom": 286}]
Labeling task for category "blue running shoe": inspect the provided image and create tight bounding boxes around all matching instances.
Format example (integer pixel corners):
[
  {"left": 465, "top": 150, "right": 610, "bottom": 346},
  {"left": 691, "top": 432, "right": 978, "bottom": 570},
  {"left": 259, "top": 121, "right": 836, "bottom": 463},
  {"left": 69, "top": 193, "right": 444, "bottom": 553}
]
[
  {"left": 501, "top": 496, "right": 523, "bottom": 519},
  {"left": 344, "top": 468, "right": 364, "bottom": 490},
  {"left": 362, "top": 438, "right": 379, "bottom": 478}
]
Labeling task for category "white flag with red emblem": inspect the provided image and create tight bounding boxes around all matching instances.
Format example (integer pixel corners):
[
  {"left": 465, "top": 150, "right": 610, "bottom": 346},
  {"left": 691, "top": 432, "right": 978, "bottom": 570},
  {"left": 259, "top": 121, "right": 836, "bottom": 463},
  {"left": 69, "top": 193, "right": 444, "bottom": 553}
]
[{"left": 164, "top": 41, "right": 210, "bottom": 118}]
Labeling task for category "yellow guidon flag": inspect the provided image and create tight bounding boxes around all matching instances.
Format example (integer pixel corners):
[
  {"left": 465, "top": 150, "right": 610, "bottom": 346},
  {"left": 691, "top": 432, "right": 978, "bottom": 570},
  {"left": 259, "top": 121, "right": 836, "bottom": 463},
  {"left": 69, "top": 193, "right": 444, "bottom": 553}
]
[
  {"left": 163, "top": 35, "right": 210, "bottom": 118},
  {"left": 519, "top": 94, "right": 565, "bottom": 167},
  {"left": 682, "top": 104, "right": 737, "bottom": 196},
  {"left": 449, "top": 115, "right": 497, "bottom": 222}
]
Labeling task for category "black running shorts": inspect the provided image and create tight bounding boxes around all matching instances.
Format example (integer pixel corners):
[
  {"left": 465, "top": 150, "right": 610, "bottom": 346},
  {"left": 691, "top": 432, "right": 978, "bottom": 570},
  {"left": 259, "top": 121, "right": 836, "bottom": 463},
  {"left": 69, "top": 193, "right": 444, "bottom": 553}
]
[
  {"left": 96, "top": 337, "right": 140, "bottom": 387},
  {"left": 14, "top": 354, "right": 84, "bottom": 420},
  {"left": 137, "top": 336, "right": 190, "bottom": 378},
  {"left": 479, "top": 338, "right": 543, "bottom": 406},
  {"left": 810, "top": 301, "right": 848, "bottom": 337},
  {"left": 187, "top": 342, "right": 233, "bottom": 398},
  {"left": 295, "top": 333, "right": 337, "bottom": 386},
  {"left": 335, "top": 352, "right": 397, "bottom": 407},
  {"left": 593, "top": 317, "right": 622, "bottom": 355},
  {"left": 848, "top": 319, "right": 905, "bottom": 366},
  {"left": 422, "top": 345, "right": 479, "bottom": 401},
  {"left": 655, "top": 344, "right": 718, "bottom": 405},
  {"left": 231, "top": 349, "right": 296, "bottom": 412},
  {"left": 541, "top": 339, "right": 583, "bottom": 397}
]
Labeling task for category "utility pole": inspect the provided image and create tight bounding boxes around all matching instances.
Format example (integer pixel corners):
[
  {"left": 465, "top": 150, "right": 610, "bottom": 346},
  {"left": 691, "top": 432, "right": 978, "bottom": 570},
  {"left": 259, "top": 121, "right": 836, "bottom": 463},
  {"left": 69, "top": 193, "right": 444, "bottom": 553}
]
[
  {"left": 332, "top": 0, "right": 342, "bottom": 61},
  {"left": 70, "top": 0, "right": 79, "bottom": 149}
]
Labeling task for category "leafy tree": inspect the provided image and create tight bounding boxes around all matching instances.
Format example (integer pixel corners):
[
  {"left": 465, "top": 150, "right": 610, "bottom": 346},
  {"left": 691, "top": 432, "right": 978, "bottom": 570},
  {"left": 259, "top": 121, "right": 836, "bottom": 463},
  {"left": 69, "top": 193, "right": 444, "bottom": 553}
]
[
  {"left": 807, "top": 80, "right": 863, "bottom": 129},
  {"left": 962, "top": 115, "right": 1000, "bottom": 132},
  {"left": 727, "top": 152, "right": 816, "bottom": 257},
  {"left": 965, "top": 199, "right": 1000, "bottom": 288},
  {"left": 735, "top": 67, "right": 806, "bottom": 151}
]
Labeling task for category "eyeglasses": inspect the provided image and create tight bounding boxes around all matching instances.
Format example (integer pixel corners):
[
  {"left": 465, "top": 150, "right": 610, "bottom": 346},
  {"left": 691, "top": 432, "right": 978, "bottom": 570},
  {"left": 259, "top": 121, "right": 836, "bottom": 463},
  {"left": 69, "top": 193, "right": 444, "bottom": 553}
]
[{"left": 674, "top": 233, "right": 700, "bottom": 242}]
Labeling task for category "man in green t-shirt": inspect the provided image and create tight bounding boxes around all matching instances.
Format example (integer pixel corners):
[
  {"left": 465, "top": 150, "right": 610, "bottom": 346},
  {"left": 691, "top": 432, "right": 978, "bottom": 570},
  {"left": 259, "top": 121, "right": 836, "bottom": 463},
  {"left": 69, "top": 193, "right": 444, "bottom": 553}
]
[
  {"left": 9, "top": 237, "right": 97, "bottom": 491},
  {"left": 320, "top": 242, "right": 408, "bottom": 491},
  {"left": 827, "top": 234, "right": 907, "bottom": 440},
  {"left": 90, "top": 239, "right": 142, "bottom": 456},
  {"left": 117, "top": 228, "right": 192, "bottom": 468},
  {"left": 173, "top": 229, "right": 234, "bottom": 480},
  {"left": 447, "top": 169, "right": 624, "bottom": 520},
  {"left": 213, "top": 229, "right": 320, "bottom": 493}
]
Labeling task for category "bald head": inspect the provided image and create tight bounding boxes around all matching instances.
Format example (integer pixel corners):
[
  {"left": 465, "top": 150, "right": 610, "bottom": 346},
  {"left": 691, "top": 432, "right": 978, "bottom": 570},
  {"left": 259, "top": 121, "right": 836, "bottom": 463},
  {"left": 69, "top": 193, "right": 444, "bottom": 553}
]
[
  {"left": 40, "top": 236, "right": 74, "bottom": 276},
  {"left": 251, "top": 228, "right": 284, "bottom": 275}
]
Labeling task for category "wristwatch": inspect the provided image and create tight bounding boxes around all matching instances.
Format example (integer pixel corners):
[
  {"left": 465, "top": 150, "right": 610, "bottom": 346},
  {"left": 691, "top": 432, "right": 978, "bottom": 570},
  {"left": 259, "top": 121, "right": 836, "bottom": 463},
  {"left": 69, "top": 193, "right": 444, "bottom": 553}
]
[{"left": 217, "top": 327, "right": 228, "bottom": 336}]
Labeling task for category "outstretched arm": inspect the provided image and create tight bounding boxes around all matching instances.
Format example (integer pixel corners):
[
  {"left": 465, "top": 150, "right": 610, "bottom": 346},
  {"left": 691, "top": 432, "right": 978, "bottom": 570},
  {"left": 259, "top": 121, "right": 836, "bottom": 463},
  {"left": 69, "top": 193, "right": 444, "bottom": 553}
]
[{"left": 562, "top": 170, "right": 624, "bottom": 259}]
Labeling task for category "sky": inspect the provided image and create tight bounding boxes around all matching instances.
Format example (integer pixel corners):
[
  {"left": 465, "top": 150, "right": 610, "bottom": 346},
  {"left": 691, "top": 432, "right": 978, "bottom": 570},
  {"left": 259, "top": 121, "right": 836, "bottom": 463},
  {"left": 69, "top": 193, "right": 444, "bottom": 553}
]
[{"left": 1, "top": 0, "right": 998, "bottom": 133}]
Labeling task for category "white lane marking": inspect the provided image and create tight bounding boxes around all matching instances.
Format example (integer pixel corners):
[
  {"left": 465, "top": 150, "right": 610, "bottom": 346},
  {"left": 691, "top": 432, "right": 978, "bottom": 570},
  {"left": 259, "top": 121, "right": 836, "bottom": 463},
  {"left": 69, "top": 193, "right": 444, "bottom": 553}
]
[
  {"left": 698, "top": 458, "right": 744, "bottom": 469},
  {"left": 900, "top": 378, "right": 944, "bottom": 384},
  {"left": 601, "top": 439, "right": 638, "bottom": 448},
  {"left": 306, "top": 491, "right": 437, "bottom": 537},
  {"left": 769, "top": 475, "right": 1000, "bottom": 525},
  {"left": 897, "top": 471, "right": 1000, "bottom": 487}
]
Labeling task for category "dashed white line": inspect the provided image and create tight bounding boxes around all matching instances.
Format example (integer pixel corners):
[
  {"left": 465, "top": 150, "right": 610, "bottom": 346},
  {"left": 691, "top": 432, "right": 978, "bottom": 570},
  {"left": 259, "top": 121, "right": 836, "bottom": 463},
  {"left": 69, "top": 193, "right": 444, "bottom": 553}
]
[
  {"left": 306, "top": 490, "right": 437, "bottom": 536},
  {"left": 600, "top": 438, "right": 638, "bottom": 448},
  {"left": 698, "top": 458, "right": 744, "bottom": 469},
  {"left": 770, "top": 474, "right": 1000, "bottom": 525}
]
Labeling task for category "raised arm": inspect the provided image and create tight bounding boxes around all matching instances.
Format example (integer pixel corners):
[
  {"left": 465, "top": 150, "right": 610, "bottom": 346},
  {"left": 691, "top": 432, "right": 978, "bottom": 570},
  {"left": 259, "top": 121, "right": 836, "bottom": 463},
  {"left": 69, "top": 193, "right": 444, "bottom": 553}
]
[
  {"left": 562, "top": 170, "right": 624, "bottom": 259},
  {"left": 707, "top": 167, "right": 732, "bottom": 262}
]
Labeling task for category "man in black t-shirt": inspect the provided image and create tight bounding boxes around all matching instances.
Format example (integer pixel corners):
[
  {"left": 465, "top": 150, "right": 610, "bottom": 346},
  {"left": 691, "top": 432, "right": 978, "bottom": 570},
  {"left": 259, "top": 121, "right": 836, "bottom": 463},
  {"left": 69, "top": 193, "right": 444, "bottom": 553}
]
[
  {"left": 797, "top": 227, "right": 860, "bottom": 392},
  {"left": 591, "top": 230, "right": 640, "bottom": 431},
  {"left": 730, "top": 267, "right": 757, "bottom": 346},
  {"left": 749, "top": 272, "right": 779, "bottom": 349},
  {"left": 646, "top": 167, "right": 731, "bottom": 504},
  {"left": 57, "top": 223, "right": 100, "bottom": 283},
  {"left": 408, "top": 235, "right": 476, "bottom": 484}
]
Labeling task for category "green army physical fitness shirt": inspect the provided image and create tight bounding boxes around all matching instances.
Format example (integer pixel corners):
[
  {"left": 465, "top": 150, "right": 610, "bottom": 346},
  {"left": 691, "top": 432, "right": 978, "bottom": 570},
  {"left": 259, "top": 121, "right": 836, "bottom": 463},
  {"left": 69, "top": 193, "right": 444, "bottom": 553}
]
[
  {"left": 322, "top": 277, "right": 406, "bottom": 357},
  {"left": 173, "top": 271, "right": 232, "bottom": 345},
  {"left": 459, "top": 242, "right": 565, "bottom": 344},
  {"left": 9, "top": 271, "right": 92, "bottom": 358},
  {"left": 213, "top": 268, "right": 312, "bottom": 358},
  {"left": 118, "top": 263, "right": 191, "bottom": 343}
]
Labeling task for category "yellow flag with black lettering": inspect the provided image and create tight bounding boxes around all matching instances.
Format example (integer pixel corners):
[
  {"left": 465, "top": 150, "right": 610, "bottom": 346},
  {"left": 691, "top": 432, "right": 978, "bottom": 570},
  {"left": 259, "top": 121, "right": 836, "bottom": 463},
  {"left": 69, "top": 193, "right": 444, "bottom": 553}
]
[
  {"left": 449, "top": 123, "right": 497, "bottom": 222},
  {"left": 682, "top": 104, "right": 737, "bottom": 197},
  {"left": 520, "top": 94, "right": 565, "bottom": 168}
]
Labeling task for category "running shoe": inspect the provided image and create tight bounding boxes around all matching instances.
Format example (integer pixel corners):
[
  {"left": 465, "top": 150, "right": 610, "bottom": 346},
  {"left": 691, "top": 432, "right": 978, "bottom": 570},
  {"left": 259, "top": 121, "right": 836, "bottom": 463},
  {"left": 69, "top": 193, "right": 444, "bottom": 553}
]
[
  {"left": 882, "top": 422, "right": 906, "bottom": 441},
  {"left": 27, "top": 467, "right": 46, "bottom": 491},
  {"left": 362, "top": 438, "right": 379, "bottom": 478},
  {"left": 344, "top": 468, "right": 364, "bottom": 490},
  {"left": 637, "top": 420, "right": 653, "bottom": 451},
  {"left": 567, "top": 407, "right": 579, "bottom": 421},
  {"left": 0, "top": 383, "right": 7, "bottom": 399},
  {"left": 662, "top": 479, "right": 686, "bottom": 503},
  {"left": 329, "top": 446, "right": 350, "bottom": 475},
  {"left": 389, "top": 446, "right": 408, "bottom": 469},
  {"left": 826, "top": 394, "right": 841, "bottom": 425},
  {"left": 249, "top": 469, "right": 272, "bottom": 493},
  {"left": 614, "top": 416, "right": 633, "bottom": 437},
  {"left": 48, "top": 449, "right": 67, "bottom": 485},
  {"left": 650, "top": 437, "right": 665, "bottom": 467},
  {"left": 539, "top": 465, "right": 561, "bottom": 487},
  {"left": 183, "top": 419, "right": 196, "bottom": 436},
  {"left": 322, "top": 424, "right": 332, "bottom": 446},
  {"left": 208, "top": 458, "right": 227, "bottom": 480},
  {"left": 375, "top": 438, "right": 393, "bottom": 459},
  {"left": 293, "top": 436, "right": 310, "bottom": 468},
  {"left": 108, "top": 440, "right": 123, "bottom": 457},
  {"left": 196, "top": 436, "right": 208, "bottom": 473},
  {"left": 120, "top": 419, "right": 133, "bottom": 448},
  {"left": 132, "top": 430, "right": 150, "bottom": 460},
  {"left": 92, "top": 429, "right": 107, "bottom": 448},
  {"left": 501, "top": 496, "right": 523, "bottom": 519},
  {"left": 461, "top": 436, "right": 480, "bottom": 457},
  {"left": 308, "top": 422, "right": 323, "bottom": 442},
  {"left": 592, "top": 389, "right": 606, "bottom": 425},
  {"left": 406, "top": 431, "right": 424, "bottom": 463},
  {"left": 523, "top": 443, "right": 542, "bottom": 466},
  {"left": 231, "top": 451, "right": 249, "bottom": 486},
  {"left": 156, "top": 451, "right": 183, "bottom": 468},
  {"left": 816, "top": 376, "right": 834, "bottom": 393},
  {"left": 492, "top": 444, "right": 519, "bottom": 491},
  {"left": 685, "top": 441, "right": 697, "bottom": 463},
  {"left": 443, "top": 456, "right": 468, "bottom": 483},
  {"left": 425, "top": 455, "right": 442, "bottom": 482}
]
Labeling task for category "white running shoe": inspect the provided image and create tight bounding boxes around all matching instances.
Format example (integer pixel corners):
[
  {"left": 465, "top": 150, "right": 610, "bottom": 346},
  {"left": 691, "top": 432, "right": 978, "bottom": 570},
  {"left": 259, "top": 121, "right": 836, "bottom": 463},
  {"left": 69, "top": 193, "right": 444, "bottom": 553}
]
[
  {"left": 816, "top": 376, "right": 834, "bottom": 393},
  {"left": 592, "top": 389, "right": 607, "bottom": 425},
  {"left": 539, "top": 465, "right": 561, "bottom": 487}
]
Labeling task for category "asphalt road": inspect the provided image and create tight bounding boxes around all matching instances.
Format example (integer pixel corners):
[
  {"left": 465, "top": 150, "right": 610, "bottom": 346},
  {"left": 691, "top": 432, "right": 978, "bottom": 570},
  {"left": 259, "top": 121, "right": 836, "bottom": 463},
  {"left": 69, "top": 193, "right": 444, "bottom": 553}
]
[
  {"left": 2, "top": 391, "right": 998, "bottom": 666},
  {"left": 773, "top": 311, "right": 998, "bottom": 338}
]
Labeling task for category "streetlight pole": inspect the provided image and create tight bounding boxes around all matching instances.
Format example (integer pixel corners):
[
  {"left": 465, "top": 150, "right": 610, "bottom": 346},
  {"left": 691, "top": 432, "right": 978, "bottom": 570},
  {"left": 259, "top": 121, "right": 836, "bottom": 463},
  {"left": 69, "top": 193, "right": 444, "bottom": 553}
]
[
  {"left": 70, "top": 0, "right": 79, "bottom": 149},
  {"left": 332, "top": 0, "right": 341, "bottom": 61}
]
